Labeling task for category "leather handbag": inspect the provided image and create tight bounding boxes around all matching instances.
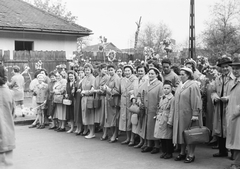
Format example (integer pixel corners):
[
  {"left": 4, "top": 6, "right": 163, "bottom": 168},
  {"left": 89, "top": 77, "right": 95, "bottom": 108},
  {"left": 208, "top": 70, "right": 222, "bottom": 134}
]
[
  {"left": 108, "top": 95, "right": 116, "bottom": 107},
  {"left": 86, "top": 97, "right": 94, "bottom": 109},
  {"left": 183, "top": 121, "right": 210, "bottom": 145},
  {"left": 63, "top": 99, "right": 72, "bottom": 105},
  {"left": 93, "top": 93, "right": 101, "bottom": 109},
  {"left": 53, "top": 94, "right": 63, "bottom": 104}
]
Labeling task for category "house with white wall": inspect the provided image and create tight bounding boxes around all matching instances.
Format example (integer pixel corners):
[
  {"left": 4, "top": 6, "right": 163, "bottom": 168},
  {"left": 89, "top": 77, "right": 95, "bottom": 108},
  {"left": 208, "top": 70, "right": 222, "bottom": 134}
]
[{"left": 0, "top": 0, "right": 92, "bottom": 59}]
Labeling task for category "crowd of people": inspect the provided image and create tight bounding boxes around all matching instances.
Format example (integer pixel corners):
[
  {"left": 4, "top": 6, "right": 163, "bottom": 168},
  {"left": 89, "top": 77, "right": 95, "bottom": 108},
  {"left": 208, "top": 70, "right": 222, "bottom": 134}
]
[{"left": 1, "top": 55, "right": 240, "bottom": 169}]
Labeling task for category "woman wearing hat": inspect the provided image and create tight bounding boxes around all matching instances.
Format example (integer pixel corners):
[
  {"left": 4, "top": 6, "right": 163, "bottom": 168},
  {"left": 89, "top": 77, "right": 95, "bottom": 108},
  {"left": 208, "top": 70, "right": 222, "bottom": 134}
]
[
  {"left": 100, "top": 64, "right": 121, "bottom": 142},
  {"left": 119, "top": 65, "right": 138, "bottom": 145},
  {"left": 93, "top": 63, "right": 109, "bottom": 136},
  {"left": 81, "top": 63, "right": 96, "bottom": 139},
  {"left": 185, "top": 59, "right": 202, "bottom": 81},
  {"left": 140, "top": 67, "right": 163, "bottom": 154},
  {"left": 211, "top": 56, "right": 235, "bottom": 158},
  {"left": 171, "top": 67, "right": 202, "bottom": 163}
]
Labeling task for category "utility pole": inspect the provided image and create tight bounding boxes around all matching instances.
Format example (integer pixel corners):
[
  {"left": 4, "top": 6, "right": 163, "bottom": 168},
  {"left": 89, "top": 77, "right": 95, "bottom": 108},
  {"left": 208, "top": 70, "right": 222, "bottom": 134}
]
[{"left": 189, "top": 0, "right": 196, "bottom": 59}]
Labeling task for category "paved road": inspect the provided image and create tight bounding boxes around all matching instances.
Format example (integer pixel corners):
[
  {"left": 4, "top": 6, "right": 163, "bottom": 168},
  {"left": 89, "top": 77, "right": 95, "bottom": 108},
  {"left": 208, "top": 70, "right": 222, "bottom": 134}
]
[{"left": 9, "top": 126, "right": 231, "bottom": 169}]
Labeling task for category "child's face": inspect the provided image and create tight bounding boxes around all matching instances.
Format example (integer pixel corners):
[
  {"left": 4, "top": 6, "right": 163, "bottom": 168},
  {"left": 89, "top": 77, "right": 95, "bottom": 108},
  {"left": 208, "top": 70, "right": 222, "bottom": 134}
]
[{"left": 163, "top": 84, "right": 172, "bottom": 95}]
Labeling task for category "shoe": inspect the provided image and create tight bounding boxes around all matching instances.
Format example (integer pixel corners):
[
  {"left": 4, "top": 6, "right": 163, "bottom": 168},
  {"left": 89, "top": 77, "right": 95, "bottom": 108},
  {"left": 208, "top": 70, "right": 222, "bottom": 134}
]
[
  {"left": 121, "top": 140, "right": 130, "bottom": 145},
  {"left": 141, "top": 147, "right": 153, "bottom": 153},
  {"left": 100, "top": 136, "right": 108, "bottom": 141},
  {"left": 66, "top": 129, "right": 73, "bottom": 133},
  {"left": 184, "top": 156, "right": 195, "bottom": 163},
  {"left": 39, "top": 125, "right": 45, "bottom": 129},
  {"left": 213, "top": 153, "right": 228, "bottom": 157},
  {"left": 141, "top": 145, "right": 147, "bottom": 149},
  {"left": 29, "top": 124, "right": 37, "bottom": 128},
  {"left": 128, "top": 141, "right": 135, "bottom": 146},
  {"left": 57, "top": 128, "right": 66, "bottom": 132},
  {"left": 81, "top": 130, "right": 89, "bottom": 136},
  {"left": 134, "top": 143, "right": 143, "bottom": 148},
  {"left": 164, "top": 154, "right": 173, "bottom": 159},
  {"left": 175, "top": 154, "right": 186, "bottom": 161},
  {"left": 76, "top": 131, "right": 83, "bottom": 136},
  {"left": 151, "top": 147, "right": 160, "bottom": 154},
  {"left": 109, "top": 139, "right": 118, "bottom": 143},
  {"left": 212, "top": 145, "right": 219, "bottom": 149},
  {"left": 55, "top": 127, "right": 60, "bottom": 131},
  {"left": 85, "top": 134, "right": 95, "bottom": 139},
  {"left": 49, "top": 126, "right": 56, "bottom": 130},
  {"left": 160, "top": 153, "right": 167, "bottom": 158},
  {"left": 36, "top": 125, "right": 41, "bottom": 129}
]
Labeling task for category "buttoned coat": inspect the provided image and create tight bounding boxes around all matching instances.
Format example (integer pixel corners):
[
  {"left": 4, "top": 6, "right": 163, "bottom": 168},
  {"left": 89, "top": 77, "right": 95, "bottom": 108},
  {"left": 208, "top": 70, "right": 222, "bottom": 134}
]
[
  {"left": 105, "top": 73, "right": 121, "bottom": 127},
  {"left": 154, "top": 93, "right": 174, "bottom": 139},
  {"left": 171, "top": 80, "right": 202, "bottom": 144},
  {"left": 0, "top": 85, "right": 15, "bottom": 153},
  {"left": 81, "top": 74, "right": 95, "bottom": 125},
  {"left": 211, "top": 73, "right": 235, "bottom": 137},
  {"left": 119, "top": 74, "right": 138, "bottom": 131},
  {"left": 226, "top": 79, "right": 240, "bottom": 150},
  {"left": 142, "top": 79, "right": 163, "bottom": 140},
  {"left": 94, "top": 74, "right": 109, "bottom": 125}
]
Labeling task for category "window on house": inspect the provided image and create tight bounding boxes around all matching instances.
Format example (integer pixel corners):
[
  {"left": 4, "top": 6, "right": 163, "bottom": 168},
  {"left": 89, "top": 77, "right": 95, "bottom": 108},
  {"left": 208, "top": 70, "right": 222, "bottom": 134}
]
[{"left": 15, "top": 41, "right": 34, "bottom": 51}]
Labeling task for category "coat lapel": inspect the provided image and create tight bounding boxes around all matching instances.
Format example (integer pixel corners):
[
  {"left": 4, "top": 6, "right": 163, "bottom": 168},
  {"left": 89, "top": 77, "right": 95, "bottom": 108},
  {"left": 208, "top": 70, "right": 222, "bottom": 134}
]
[
  {"left": 148, "top": 80, "right": 160, "bottom": 92},
  {"left": 179, "top": 80, "right": 194, "bottom": 94},
  {"left": 125, "top": 75, "right": 135, "bottom": 89}
]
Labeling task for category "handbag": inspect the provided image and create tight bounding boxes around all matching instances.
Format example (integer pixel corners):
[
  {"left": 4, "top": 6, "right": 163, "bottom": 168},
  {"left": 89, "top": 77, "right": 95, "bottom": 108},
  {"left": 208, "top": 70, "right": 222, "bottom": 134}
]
[
  {"left": 53, "top": 94, "right": 63, "bottom": 104},
  {"left": 86, "top": 96, "right": 94, "bottom": 109},
  {"left": 128, "top": 104, "right": 140, "bottom": 114},
  {"left": 108, "top": 95, "right": 116, "bottom": 107},
  {"left": 93, "top": 93, "right": 101, "bottom": 109},
  {"left": 63, "top": 99, "right": 72, "bottom": 105},
  {"left": 183, "top": 121, "right": 210, "bottom": 145}
]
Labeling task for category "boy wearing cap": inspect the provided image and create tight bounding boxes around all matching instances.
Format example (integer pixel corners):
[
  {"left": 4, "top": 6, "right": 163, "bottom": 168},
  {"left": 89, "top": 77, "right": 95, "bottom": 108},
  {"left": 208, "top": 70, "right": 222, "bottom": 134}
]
[{"left": 154, "top": 80, "right": 174, "bottom": 159}]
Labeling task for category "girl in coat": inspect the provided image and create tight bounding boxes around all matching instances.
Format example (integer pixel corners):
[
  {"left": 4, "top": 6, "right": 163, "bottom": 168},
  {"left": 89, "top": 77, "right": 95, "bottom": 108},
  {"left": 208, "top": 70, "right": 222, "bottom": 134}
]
[
  {"left": 101, "top": 64, "right": 121, "bottom": 142},
  {"left": 81, "top": 63, "right": 95, "bottom": 139},
  {"left": 154, "top": 80, "right": 174, "bottom": 159},
  {"left": 119, "top": 65, "right": 138, "bottom": 145},
  {"left": 172, "top": 67, "right": 202, "bottom": 163},
  {"left": 140, "top": 67, "right": 163, "bottom": 154}
]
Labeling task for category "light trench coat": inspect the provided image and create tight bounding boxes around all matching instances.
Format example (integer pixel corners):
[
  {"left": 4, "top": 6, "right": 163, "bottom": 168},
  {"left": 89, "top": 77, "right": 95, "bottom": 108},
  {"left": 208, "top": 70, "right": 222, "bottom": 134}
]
[
  {"left": 142, "top": 79, "right": 163, "bottom": 140},
  {"left": 104, "top": 73, "right": 121, "bottom": 127},
  {"left": 171, "top": 80, "right": 202, "bottom": 144},
  {"left": 154, "top": 93, "right": 174, "bottom": 139},
  {"left": 119, "top": 74, "right": 138, "bottom": 131},
  {"left": 93, "top": 74, "right": 109, "bottom": 125},
  {"left": 211, "top": 73, "right": 235, "bottom": 137},
  {"left": 0, "top": 85, "right": 15, "bottom": 153},
  {"left": 226, "top": 79, "right": 240, "bottom": 150},
  {"left": 81, "top": 74, "right": 95, "bottom": 125}
]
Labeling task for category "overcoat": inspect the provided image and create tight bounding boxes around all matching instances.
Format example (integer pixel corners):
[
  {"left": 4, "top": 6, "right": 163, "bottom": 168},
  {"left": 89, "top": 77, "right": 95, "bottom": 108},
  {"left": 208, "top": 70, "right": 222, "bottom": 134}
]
[
  {"left": 104, "top": 73, "right": 121, "bottom": 127},
  {"left": 143, "top": 79, "right": 163, "bottom": 140},
  {"left": 74, "top": 79, "right": 83, "bottom": 124},
  {"left": 119, "top": 74, "right": 138, "bottom": 131},
  {"left": 0, "top": 85, "right": 15, "bottom": 153},
  {"left": 211, "top": 73, "right": 235, "bottom": 137},
  {"left": 171, "top": 80, "right": 202, "bottom": 144},
  {"left": 81, "top": 74, "right": 95, "bottom": 125},
  {"left": 226, "top": 79, "right": 240, "bottom": 150},
  {"left": 154, "top": 93, "right": 174, "bottom": 139},
  {"left": 133, "top": 75, "right": 148, "bottom": 135},
  {"left": 65, "top": 81, "right": 75, "bottom": 121},
  {"left": 93, "top": 74, "right": 109, "bottom": 125},
  {"left": 46, "top": 81, "right": 56, "bottom": 116},
  {"left": 8, "top": 73, "right": 25, "bottom": 101}
]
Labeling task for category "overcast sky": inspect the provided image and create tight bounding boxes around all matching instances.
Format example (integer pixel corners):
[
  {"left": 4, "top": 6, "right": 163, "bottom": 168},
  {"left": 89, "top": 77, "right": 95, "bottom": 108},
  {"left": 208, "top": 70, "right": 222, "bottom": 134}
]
[{"left": 64, "top": 0, "right": 220, "bottom": 49}]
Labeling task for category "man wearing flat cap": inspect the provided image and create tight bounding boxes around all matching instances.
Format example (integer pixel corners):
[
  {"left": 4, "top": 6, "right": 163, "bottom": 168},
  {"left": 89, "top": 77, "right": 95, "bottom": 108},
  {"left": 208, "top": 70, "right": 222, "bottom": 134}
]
[
  {"left": 211, "top": 56, "right": 235, "bottom": 158},
  {"left": 8, "top": 65, "right": 25, "bottom": 117},
  {"left": 225, "top": 57, "right": 240, "bottom": 169}
]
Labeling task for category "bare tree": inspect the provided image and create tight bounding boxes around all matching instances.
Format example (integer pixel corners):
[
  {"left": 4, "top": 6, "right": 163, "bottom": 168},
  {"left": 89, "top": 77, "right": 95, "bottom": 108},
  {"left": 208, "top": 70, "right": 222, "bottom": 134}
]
[
  {"left": 202, "top": 0, "right": 240, "bottom": 57},
  {"left": 138, "top": 22, "right": 172, "bottom": 54}
]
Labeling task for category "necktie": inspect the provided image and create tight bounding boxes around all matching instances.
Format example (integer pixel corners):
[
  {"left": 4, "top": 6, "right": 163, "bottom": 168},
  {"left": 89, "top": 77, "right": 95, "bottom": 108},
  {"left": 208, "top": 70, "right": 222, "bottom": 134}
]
[{"left": 221, "top": 76, "right": 225, "bottom": 97}]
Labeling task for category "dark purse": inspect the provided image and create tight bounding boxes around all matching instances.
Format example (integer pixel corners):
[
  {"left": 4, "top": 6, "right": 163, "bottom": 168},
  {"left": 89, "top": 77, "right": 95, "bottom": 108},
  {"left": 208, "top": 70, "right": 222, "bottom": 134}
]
[
  {"left": 108, "top": 95, "right": 116, "bottom": 107},
  {"left": 183, "top": 121, "right": 210, "bottom": 145},
  {"left": 93, "top": 93, "right": 101, "bottom": 109}
]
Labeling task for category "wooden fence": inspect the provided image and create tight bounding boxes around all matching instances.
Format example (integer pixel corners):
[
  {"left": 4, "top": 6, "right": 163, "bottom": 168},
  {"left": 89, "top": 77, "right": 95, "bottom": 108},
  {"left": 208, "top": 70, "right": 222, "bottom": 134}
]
[{"left": 0, "top": 50, "right": 67, "bottom": 91}]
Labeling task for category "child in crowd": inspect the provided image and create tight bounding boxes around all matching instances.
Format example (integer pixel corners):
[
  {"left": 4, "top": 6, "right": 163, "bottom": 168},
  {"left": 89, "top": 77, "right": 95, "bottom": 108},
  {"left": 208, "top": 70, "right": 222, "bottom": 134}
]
[
  {"left": 34, "top": 74, "right": 48, "bottom": 129},
  {"left": 154, "top": 80, "right": 174, "bottom": 159}
]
